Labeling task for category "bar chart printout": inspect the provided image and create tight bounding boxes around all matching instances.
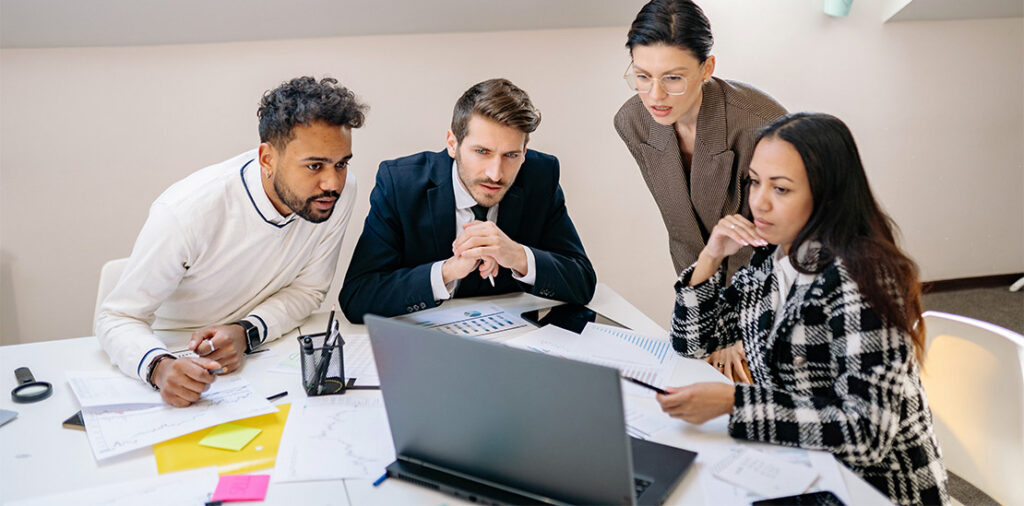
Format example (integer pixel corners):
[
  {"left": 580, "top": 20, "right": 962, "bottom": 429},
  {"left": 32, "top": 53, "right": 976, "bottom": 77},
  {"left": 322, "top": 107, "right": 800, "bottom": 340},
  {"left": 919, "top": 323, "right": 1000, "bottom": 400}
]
[
  {"left": 579, "top": 323, "right": 676, "bottom": 387},
  {"left": 394, "top": 303, "right": 528, "bottom": 339}
]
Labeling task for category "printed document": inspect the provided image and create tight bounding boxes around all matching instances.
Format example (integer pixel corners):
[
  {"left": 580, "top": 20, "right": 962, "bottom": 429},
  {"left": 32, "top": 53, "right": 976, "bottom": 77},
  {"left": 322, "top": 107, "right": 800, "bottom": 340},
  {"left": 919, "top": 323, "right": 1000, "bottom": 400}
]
[
  {"left": 274, "top": 394, "right": 395, "bottom": 482},
  {"left": 81, "top": 376, "right": 277, "bottom": 461}
]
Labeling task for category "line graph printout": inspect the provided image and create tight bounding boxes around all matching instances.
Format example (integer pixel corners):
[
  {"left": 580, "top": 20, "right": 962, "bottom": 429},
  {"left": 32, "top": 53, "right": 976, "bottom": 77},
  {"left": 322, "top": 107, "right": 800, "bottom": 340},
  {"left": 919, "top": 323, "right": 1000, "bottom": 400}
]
[
  {"left": 393, "top": 303, "right": 528, "bottom": 339},
  {"left": 274, "top": 394, "right": 395, "bottom": 482},
  {"left": 81, "top": 376, "right": 277, "bottom": 461}
]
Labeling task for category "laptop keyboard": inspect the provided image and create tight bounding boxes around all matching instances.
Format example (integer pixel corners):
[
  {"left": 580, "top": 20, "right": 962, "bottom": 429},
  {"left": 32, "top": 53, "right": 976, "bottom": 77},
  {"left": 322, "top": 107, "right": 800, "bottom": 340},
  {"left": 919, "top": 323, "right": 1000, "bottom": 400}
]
[{"left": 634, "top": 478, "right": 653, "bottom": 498}]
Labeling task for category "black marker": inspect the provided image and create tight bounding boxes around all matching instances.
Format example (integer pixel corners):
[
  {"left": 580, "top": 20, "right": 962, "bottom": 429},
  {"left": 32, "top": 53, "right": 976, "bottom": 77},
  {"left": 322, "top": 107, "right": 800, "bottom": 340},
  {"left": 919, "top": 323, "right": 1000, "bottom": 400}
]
[{"left": 265, "top": 391, "right": 288, "bottom": 402}]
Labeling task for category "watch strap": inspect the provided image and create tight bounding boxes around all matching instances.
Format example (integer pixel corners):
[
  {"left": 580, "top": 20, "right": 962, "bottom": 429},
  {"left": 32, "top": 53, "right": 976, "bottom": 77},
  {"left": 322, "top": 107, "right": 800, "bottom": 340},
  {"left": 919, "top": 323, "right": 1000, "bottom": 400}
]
[
  {"left": 234, "top": 319, "right": 261, "bottom": 353},
  {"left": 146, "top": 354, "right": 175, "bottom": 390}
]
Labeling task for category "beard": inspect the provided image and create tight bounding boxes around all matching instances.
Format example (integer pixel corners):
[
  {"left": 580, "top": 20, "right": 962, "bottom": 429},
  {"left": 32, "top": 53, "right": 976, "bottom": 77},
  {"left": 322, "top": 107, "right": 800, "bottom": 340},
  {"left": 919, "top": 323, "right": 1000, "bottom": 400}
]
[
  {"left": 273, "top": 177, "right": 339, "bottom": 224},
  {"left": 454, "top": 151, "right": 508, "bottom": 208}
]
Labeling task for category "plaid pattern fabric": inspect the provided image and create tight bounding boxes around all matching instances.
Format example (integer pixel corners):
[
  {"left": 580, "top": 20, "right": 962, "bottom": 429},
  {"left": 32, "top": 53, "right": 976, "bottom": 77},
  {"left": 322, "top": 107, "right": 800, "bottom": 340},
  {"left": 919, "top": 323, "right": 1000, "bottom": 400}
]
[{"left": 672, "top": 247, "right": 949, "bottom": 506}]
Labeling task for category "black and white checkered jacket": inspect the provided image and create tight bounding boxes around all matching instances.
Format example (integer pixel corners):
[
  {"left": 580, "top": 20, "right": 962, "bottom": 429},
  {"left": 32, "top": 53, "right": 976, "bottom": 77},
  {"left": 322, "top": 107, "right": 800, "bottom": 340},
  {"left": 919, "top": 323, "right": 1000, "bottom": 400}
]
[{"left": 672, "top": 246, "right": 949, "bottom": 506}]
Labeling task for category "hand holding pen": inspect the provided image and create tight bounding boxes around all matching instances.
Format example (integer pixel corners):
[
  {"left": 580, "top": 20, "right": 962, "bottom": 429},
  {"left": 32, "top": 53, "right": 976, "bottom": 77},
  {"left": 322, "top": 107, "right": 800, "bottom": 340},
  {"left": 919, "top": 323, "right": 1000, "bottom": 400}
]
[{"left": 452, "top": 220, "right": 530, "bottom": 283}]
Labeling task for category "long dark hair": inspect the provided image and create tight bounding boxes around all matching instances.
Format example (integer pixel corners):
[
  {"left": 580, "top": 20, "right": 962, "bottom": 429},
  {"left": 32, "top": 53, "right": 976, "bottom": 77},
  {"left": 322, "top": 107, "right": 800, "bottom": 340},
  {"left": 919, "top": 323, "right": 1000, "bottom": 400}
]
[
  {"left": 758, "top": 112, "right": 925, "bottom": 362},
  {"left": 626, "top": 0, "right": 714, "bottom": 63}
]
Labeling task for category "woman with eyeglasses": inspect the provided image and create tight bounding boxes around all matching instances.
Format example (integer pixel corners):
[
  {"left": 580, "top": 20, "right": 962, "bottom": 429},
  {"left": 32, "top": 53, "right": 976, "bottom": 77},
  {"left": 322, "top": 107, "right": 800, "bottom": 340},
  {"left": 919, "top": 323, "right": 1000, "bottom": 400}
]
[
  {"left": 657, "top": 112, "right": 950, "bottom": 505},
  {"left": 614, "top": 0, "right": 786, "bottom": 383}
]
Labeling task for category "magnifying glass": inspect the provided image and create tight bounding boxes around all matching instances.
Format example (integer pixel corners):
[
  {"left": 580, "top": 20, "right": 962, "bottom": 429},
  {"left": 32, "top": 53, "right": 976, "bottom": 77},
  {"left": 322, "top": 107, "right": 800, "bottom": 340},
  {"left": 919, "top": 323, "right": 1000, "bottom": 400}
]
[{"left": 11, "top": 367, "right": 53, "bottom": 403}]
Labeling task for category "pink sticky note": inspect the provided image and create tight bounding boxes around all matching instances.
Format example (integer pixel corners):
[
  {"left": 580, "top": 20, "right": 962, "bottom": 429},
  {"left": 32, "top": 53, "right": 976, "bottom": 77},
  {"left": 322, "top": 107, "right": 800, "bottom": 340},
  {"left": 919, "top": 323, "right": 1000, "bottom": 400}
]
[{"left": 211, "top": 474, "right": 270, "bottom": 502}]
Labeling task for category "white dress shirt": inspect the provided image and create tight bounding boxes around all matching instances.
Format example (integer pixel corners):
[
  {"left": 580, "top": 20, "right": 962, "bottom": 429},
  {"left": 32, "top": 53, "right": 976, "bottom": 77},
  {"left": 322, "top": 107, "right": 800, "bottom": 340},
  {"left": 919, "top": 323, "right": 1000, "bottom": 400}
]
[
  {"left": 769, "top": 243, "right": 816, "bottom": 328},
  {"left": 428, "top": 161, "right": 536, "bottom": 301},
  {"left": 95, "top": 149, "right": 357, "bottom": 382}
]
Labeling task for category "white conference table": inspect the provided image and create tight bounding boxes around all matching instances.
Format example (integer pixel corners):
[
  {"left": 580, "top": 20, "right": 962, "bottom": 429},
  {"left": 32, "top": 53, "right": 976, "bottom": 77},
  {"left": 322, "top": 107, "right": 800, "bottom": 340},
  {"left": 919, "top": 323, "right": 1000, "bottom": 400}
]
[{"left": 0, "top": 284, "right": 890, "bottom": 505}]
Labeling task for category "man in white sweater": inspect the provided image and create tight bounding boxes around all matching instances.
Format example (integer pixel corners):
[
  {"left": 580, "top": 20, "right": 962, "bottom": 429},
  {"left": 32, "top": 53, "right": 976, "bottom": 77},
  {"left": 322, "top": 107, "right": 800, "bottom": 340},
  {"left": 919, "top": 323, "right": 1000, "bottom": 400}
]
[{"left": 96, "top": 76, "right": 366, "bottom": 406}]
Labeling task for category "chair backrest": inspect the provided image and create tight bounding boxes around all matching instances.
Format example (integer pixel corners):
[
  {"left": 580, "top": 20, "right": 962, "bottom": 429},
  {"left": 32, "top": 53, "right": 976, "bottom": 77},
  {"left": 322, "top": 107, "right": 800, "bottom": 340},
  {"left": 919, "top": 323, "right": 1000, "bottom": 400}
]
[
  {"left": 93, "top": 258, "right": 130, "bottom": 330},
  {"left": 921, "top": 310, "right": 1024, "bottom": 505}
]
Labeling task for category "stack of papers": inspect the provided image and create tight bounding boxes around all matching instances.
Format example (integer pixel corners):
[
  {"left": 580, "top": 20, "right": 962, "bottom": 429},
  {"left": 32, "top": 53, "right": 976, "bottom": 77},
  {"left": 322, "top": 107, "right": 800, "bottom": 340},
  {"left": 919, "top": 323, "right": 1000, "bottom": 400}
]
[
  {"left": 66, "top": 371, "right": 277, "bottom": 461},
  {"left": 699, "top": 445, "right": 850, "bottom": 506},
  {"left": 505, "top": 322, "right": 678, "bottom": 390}
]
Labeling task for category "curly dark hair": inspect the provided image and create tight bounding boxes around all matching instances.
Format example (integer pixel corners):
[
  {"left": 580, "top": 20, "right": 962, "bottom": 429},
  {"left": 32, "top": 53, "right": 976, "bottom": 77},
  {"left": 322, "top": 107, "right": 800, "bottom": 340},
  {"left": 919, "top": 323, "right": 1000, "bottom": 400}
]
[{"left": 257, "top": 76, "right": 368, "bottom": 149}]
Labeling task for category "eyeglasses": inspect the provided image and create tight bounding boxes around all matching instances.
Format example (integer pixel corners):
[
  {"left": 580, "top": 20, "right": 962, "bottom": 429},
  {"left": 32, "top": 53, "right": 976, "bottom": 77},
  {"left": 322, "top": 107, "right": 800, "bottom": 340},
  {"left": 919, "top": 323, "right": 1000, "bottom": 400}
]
[{"left": 623, "top": 64, "right": 689, "bottom": 96}]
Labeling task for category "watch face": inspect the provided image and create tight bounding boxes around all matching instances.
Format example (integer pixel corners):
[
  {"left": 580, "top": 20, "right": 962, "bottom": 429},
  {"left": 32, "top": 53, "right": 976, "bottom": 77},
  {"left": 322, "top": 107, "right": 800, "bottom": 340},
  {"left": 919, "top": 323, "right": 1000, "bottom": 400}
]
[{"left": 246, "top": 329, "right": 257, "bottom": 349}]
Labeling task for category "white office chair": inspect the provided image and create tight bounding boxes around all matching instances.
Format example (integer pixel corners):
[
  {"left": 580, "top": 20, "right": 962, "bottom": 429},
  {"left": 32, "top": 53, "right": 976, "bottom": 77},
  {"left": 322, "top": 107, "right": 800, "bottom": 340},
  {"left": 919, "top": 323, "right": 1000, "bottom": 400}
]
[
  {"left": 920, "top": 311, "right": 1024, "bottom": 506},
  {"left": 93, "top": 257, "right": 129, "bottom": 330}
]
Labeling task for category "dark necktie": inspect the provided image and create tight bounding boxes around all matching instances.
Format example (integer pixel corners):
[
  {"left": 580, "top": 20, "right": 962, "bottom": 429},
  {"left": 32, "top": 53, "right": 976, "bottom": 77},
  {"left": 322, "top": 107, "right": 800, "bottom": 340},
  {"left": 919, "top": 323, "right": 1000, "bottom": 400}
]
[
  {"left": 457, "top": 204, "right": 492, "bottom": 297},
  {"left": 471, "top": 204, "right": 489, "bottom": 222}
]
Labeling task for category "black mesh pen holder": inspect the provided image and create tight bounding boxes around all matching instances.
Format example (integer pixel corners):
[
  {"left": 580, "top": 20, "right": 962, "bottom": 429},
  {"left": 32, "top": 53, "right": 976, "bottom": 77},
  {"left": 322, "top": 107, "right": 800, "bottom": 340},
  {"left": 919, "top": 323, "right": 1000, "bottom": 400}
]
[{"left": 298, "top": 332, "right": 345, "bottom": 396}]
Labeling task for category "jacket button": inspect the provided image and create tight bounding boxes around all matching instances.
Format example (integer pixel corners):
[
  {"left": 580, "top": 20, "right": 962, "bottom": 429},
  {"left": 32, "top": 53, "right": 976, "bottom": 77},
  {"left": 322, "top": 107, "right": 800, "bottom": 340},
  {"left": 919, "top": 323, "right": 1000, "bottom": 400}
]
[{"left": 794, "top": 356, "right": 807, "bottom": 365}]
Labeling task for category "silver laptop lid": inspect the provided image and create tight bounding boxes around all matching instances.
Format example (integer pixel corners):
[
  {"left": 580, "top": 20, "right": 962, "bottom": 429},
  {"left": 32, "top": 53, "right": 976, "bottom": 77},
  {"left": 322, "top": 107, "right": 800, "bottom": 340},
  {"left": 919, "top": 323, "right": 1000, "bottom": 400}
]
[{"left": 366, "top": 315, "right": 636, "bottom": 505}]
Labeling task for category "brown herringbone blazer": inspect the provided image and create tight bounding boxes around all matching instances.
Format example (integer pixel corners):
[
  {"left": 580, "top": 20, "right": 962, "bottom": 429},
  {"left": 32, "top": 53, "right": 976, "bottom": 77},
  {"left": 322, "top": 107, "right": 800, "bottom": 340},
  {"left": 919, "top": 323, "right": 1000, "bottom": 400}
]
[{"left": 614, "top": 77, "right": 786, "bottom": 280}]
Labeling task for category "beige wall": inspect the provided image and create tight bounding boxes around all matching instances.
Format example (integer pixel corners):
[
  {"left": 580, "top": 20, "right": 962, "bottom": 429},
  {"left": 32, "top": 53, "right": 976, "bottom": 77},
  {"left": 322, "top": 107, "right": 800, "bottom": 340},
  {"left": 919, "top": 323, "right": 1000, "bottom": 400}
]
[{"left": 2, "top": 0, "right": 1022, "bottom": 345}]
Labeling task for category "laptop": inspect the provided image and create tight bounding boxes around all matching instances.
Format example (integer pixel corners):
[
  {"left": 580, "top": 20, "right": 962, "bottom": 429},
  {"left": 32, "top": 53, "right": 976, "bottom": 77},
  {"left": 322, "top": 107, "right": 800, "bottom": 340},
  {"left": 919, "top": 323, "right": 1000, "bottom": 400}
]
[{"left": 365, "top": 315, "right": 697, "bottom": 505}]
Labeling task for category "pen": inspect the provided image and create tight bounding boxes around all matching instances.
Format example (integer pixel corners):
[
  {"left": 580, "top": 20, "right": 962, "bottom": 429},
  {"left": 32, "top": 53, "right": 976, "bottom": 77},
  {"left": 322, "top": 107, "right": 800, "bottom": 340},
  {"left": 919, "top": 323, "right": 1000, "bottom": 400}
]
[
  {"left": 325, "top": 305, "right": 335, "bottom": 343},
  {"left": 623, "top": 376, "right": 669, "bottom": 395},
  {"left": 372, "top": 472, "right": 389, "bottom": 487},
  {"left": 487, "top": 274, "right": 495, "bottom": 287},
  {"left": 265, "top": 391, "right": 288, "bottom": 402}
]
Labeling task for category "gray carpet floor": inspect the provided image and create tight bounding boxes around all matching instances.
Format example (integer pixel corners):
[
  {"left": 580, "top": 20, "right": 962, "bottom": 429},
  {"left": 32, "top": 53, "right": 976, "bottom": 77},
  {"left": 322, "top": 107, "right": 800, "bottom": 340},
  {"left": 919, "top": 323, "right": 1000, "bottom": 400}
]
[{"left": 922, "top": 283, "right": 1024, "bottom": 335}]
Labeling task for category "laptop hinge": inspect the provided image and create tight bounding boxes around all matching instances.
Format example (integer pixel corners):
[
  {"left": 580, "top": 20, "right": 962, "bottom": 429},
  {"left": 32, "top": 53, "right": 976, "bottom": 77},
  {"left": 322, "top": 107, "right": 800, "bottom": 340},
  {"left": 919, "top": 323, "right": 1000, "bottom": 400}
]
[{"left": 396, "top": 454, "right": 570, "bottom": 505}]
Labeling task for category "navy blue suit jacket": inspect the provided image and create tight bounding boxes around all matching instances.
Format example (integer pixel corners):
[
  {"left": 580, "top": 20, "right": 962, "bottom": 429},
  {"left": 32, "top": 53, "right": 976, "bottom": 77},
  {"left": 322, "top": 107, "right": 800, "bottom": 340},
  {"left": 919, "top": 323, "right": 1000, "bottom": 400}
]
[{"left": 339, "top": 149, "right": 596, "bottom": 323}]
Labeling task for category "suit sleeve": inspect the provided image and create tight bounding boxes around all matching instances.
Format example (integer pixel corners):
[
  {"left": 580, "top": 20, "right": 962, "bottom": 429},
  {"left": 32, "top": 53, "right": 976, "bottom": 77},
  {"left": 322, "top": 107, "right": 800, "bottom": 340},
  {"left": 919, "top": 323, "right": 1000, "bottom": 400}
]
[
  {"left": 526, "top": 158, "right": 597, "bottom": 305},
  {"left": 338, "top": 163, "right": 438, "bottom": 323}
]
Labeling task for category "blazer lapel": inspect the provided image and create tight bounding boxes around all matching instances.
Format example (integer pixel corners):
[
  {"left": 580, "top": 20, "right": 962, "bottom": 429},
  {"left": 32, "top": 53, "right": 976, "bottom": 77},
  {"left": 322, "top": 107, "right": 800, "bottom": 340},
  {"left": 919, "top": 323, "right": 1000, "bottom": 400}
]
[
  {"left": 426, "top": 152, "right": 457, "bottom": 258},
  {"left": 497, "top": 185, "right": 524, "bottom": 240},
  {"left": 638, "top": 119, "right": 706, "bottom": 241},
  {"left": 691, "top": 79, "right": 736, "bottom": 235}
]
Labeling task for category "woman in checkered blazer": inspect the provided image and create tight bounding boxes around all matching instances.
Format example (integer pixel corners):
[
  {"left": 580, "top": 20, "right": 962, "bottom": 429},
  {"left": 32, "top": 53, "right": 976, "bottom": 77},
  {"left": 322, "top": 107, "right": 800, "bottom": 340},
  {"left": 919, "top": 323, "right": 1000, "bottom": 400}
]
[{"left": 657, "top": 113, "right": 949, "bottom": 505}]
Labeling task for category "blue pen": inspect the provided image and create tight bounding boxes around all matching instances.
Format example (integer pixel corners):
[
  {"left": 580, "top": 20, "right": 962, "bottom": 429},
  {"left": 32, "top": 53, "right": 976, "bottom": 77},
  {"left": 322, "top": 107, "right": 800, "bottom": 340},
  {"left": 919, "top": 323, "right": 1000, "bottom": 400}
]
[{"left": 372, "top": 472, "right": 388, "bottom": 487}]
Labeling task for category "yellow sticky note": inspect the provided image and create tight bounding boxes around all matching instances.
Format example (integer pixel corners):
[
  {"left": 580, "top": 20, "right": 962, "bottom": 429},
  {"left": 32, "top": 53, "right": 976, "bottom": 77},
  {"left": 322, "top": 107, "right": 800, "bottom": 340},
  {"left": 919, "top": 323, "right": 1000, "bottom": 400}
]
[
  {"left": 155, "top": 403, "right": 289, "bottom": 475},
  {"left": 199, "top": 423, "right": 263, "bottom": 451}
]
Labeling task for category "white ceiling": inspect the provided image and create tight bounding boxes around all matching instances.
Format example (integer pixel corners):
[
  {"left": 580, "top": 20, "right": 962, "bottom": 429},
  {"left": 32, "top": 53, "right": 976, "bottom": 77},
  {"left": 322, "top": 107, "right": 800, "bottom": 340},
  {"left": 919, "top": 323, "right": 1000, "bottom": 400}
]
[{"left": 0, "top": 0, "right": 647, "bottom": 49}]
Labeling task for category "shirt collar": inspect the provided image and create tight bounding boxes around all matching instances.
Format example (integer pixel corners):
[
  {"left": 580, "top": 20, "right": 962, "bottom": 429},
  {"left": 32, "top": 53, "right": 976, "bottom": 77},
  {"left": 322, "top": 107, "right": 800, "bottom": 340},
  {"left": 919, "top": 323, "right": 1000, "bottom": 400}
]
[
  {"left": 242, "top": 155, "right": 296, "bottom": 227},
  {"left": 772, "top": 242, "right": 817, "bottom": 288}
]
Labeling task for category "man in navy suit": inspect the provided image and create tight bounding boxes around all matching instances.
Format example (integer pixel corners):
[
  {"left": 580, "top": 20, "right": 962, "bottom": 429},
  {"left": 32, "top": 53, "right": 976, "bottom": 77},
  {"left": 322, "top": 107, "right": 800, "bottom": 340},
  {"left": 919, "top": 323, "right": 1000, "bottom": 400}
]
[{"left": 339, "top": 78, "right": 596, "bottom": 323}]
